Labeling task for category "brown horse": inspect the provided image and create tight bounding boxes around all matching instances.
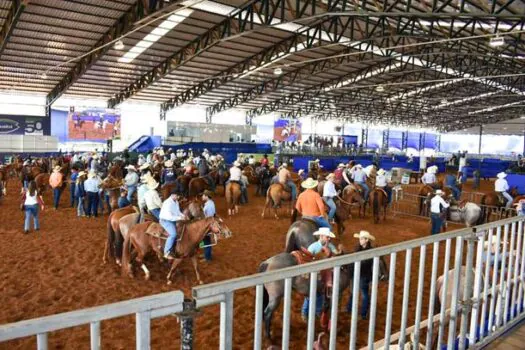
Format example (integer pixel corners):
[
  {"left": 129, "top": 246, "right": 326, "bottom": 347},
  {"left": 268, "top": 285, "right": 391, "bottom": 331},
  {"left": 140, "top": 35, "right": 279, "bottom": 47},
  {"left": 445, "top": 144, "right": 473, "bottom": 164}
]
[
  {"left": 176, "top": 175, "right": 192, "bottom": 196},
  {"left": 160, "top": 182, "right": 177, "bottom": 200},
  {"left": 0, "top": 166, "right": 8, "bottom": 195},
  {"left": 103, "top": 206, "right": 138, "bottom": 265},
  {"left": 34, "top": 173, "right": 50, "bottom": 194},
  {"left": 122, "top": 216, "right": 232, "bottom": 284},
  {"left": 481, "top": 187, "right": 519, "bottom": 222},
  {"left": 418, "top": 185, "right": 452, "bottom": 216},
  {"left": 262, "top": 183, "right": 296, "bottom": 219},
  {"left": 342, "top": 185, "right": 367, "bottom": 218},
  {"left": 225, "top": 181, "right": 241, "bottom": 216},
  {"left": 188, "top": 176, "right": 212, "bottom": 197},
  {"left": 100, "top": 175, "right": 123, "bottom": 212},
  {"left": 370, "top": 188, "right": 388, "bottom": 224}
]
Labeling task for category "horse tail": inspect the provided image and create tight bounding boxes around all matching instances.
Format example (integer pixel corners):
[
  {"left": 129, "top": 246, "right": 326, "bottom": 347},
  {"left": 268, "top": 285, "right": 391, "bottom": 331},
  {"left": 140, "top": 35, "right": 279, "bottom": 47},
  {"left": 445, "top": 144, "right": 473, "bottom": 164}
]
[
  {"left": 285, "top": 229, "right": 296, "bottom": 253},
  {"left": 291, "top": 208, "right": 298, "bottom": 224},
  {"left": 107, "top": 217, "right": 115, "bottom": 259},
  {"left": 258, "top": 262, "right": 269, "bottom": 312},
  {"left": 373, "top": 190, "right": 379, "bottom": 220}
]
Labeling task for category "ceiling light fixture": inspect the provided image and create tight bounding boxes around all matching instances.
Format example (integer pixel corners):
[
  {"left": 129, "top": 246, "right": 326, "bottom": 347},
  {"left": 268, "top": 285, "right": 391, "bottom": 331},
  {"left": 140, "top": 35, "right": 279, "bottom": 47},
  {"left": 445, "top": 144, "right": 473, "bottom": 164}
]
[
  {"left": 440, "top": 98, "right": 448, "bottom": 104},
  {"left": 273, "top": 67, "right": 283, "bottom": 76},
  {"left": 41, "top": 73, "right": 47, "bottom": 79},
  {"left": 489, "top": 36, "right": 505, "bottom": 47},
  {"left": 114, "top": 40, "right": 125, "bottom": 50},
  {"left": 375, "top": 85, "right": 385, "bottom": 92}
]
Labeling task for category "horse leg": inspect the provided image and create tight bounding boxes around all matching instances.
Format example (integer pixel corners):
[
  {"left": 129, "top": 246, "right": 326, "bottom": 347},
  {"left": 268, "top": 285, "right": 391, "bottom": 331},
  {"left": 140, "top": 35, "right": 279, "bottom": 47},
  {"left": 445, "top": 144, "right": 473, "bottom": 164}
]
[
  {"left": 166, "top": 258, "right": 183, "bottom": 285},
  {"left": 191, "top": 255, "right": 203, "bottom": 285},
  {"left": 264, "top": 293, "right": 283, "bottom": 342}
]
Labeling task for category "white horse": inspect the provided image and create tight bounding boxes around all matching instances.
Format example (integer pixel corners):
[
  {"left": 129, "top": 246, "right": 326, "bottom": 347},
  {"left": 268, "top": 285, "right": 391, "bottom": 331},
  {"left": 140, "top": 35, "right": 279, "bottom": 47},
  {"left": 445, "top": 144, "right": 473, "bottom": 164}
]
[{"left": 449, "top": 202, "right": 483, "bottom": 227}]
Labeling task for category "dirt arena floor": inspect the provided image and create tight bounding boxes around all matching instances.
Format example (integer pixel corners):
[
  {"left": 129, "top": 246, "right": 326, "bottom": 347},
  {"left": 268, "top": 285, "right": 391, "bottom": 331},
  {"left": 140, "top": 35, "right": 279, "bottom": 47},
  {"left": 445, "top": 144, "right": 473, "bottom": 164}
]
[{"left": 0, "top": 178, "right": 495, "bottom": 349}]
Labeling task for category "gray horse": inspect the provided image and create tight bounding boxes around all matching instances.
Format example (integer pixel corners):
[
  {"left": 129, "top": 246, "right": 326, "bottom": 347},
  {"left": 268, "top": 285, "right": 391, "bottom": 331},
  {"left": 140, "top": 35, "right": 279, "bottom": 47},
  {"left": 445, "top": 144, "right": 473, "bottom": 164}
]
[{"left": 449, "top": 202, "right": 484, "bottom": 227}]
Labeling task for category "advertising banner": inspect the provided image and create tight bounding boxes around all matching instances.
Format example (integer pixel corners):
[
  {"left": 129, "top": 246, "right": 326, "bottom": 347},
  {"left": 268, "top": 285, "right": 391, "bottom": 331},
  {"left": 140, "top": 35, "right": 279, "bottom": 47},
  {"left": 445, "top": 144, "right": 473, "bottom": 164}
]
[
  {"left": 273, "top": 119, "right": 302, "bottom": 142},
  {"left": 0, "top": 114, "right": 50, "bottom": 135},
  {"left": 67, "top": 107, "right": 120, "bottom": 141}
]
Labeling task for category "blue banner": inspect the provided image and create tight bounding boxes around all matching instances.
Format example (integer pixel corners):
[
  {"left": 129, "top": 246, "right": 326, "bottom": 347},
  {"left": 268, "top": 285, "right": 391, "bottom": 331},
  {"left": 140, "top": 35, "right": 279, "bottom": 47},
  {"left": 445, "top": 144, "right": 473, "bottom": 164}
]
[
  {"left": 388, "top": 130, "right": 403, "bottom": 149},
  {"left": 407, "top": 132, "right": 420, "bottom": 150},
  {"left": 0, "top": 114, "right": 50, "bottom": 135}
]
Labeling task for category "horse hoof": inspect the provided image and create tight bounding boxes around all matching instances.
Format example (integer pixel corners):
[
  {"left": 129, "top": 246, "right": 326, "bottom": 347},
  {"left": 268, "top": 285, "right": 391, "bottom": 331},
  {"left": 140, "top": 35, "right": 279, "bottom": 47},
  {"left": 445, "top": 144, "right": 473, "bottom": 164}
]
[{"left": 167, "top": 280, "right": 172, "bottom": 285}]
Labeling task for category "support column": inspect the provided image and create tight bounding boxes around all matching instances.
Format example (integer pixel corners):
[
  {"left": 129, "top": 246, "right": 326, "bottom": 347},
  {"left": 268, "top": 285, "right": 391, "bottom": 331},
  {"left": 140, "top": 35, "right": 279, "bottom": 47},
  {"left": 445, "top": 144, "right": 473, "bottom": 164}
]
[
  {"left": 478, "top": 125, "right": 483, "bottom": 154},
  {"left": 435, "top": 134, "right": 441, "bottom": 153},
  {"left": 361, "top": 127, "right": 368, "bottom": 149},
  {"left": 382, "top": 128, "right": 389, "bottom": 152},
  {"left": 401, "top": 131, "right": 408, "bottom": 151}
]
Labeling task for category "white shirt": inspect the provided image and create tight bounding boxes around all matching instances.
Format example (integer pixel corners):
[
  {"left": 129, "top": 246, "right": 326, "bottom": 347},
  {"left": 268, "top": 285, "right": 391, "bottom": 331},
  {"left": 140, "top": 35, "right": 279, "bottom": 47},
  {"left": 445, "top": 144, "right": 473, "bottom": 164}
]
[
  {"left": 137, "top": 157, "right": 145, "bottom": 166},
  {"left": 421, "top": 173, "right": 436, "bottom": 184},
  {"left": 431, "top": 195, "right": 449, "bottom": 214},
  {"left": 323, "top": 181, "right": 337, "bottom": 198},
  {"left": 248, "top": 158, "right": 255, "bottom": 165},
  {"left": 24, "top": 190, "right": 38, "bottom": 205},
  {"left": 144, "top": 189, "right": 162, "bottom": 210},
  {"left": 159, "top": 197, "right": 185, "bottom": 221},
  {"left": 229, "top": 166, "right": 242, "bottom": 181},
  {"left": 376, "top": 174, "right": 387, "bottom": 187},
  {"left": 495, "top": 178, "right": 509, "bottom": 192},
  {"left": 170, "top": 153, "right": 176, "bottom": 161}
]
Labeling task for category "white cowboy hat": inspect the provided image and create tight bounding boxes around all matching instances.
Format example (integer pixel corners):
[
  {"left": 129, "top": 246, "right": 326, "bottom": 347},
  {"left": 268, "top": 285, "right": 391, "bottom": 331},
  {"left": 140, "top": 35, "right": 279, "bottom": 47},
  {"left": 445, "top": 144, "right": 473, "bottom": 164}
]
[
  {"left": 314, "top": 159, "right": 320, "bottom": 162},
  {"left": 88, "top": 171, "right": 96, "bottom": 179},
  {"left": 53, "top": 165, "right": 61, "bottom": 172},
  {"left": 301, "top": 177, "right": 318, "bottom": 189},
  {"left": 355, "top": 164, "right": 362, "bottom": 168},
  {"left": 327, "top": 173, "right": 335, "bottom": 180},
  {"left": 210, "top": 155, "right": 217, "bottom": 161},
  {"left": 314, "top": 227, "right": 336, "bottom": 238},
  {"left": 353, "top": 230, "right": 375, "bottom": 241},
  {"left": 138, "top": 154, "right": 144, "bottom": 158},
  {"left": 298, "top": 169, "right": 305, "bottom": 175},
  {"left": 435, "top": 189, "right": 445, "bottom": 195},
  {"left": 92, "top": 154, "right": 98, "bottom": 159},
  {"left": 147, "top": 180, "right": 159, "bottom": 190},
  {"left": 377, "top": 169, "right": 386, "bottom": 176},
  {"left": 77, "top": 171, "right": 86, "bottom": 177},
  {"left": 338, "top": 163, "right": 345, "bottom": 168},
  {"left": 165, "top": 160, "right": 173, "bottom": 167},
  {"left": 126, "top": 165, "right": 136, "bottom": 171},
  {"left": 497, "top": 172, "right": 507, "bottom": 179},
  {"left": 140, "top": 173, "right": 152, "bottom": 183},
  {"left": 139, "top": 163, "right": 150, "bottom": 170},
  {"left": 158, "top": 149, "right": 165, "bottom": 156},
  {"left": 233, "top": 161, "right": 241, "bottom": 167},
  {"left": 282, "top": 163, "right": 288, "bottom": 167}
]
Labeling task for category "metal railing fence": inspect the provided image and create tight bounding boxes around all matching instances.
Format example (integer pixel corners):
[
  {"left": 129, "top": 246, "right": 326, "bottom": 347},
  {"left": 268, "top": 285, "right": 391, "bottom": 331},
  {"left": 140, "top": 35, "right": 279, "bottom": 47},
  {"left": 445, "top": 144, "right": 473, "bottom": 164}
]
[
  {"left": 192, "top": 216, "right": 525, "bottom": 350},
  {"left": 0, "top": 291, "right": 185, "bottom": 350}
]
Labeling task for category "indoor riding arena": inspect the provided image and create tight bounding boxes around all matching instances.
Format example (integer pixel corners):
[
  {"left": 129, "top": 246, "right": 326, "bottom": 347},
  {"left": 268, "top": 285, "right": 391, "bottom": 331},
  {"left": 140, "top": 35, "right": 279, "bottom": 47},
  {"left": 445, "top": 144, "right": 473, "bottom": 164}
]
[{"left": 0, "top": 1, "right": 525, "bottom": 350}]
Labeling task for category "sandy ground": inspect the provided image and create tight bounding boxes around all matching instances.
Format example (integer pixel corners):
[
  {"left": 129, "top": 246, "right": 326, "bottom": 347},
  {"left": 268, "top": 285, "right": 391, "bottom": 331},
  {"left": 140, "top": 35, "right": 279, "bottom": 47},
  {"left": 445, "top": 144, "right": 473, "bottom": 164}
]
[{"left": 0, "top": 179, "right": 495, "bottom": 349}]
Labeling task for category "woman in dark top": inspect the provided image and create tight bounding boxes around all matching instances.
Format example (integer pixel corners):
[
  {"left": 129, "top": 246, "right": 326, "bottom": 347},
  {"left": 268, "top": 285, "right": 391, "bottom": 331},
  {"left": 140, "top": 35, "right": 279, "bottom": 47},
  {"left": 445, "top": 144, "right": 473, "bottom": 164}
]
[{"left": 346, "top": 231, "right": 387, "bottom": 319}]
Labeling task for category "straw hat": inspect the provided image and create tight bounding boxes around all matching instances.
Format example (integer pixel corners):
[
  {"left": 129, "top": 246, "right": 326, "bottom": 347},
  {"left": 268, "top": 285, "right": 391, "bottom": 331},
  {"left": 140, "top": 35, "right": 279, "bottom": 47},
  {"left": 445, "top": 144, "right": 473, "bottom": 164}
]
[
  {"left": 202, "top": 190, "right": 214, "bottom": 198},
  {"left": 353, "top": 230, "right": 375, "bottom": 241},
  {"left": 301, "top": 178, "right": 318, "bottom": 189},
  {"left": 298, "top": 169, "right": 305, "bottom": 175},
  {"left": 435, "top": 189, "right": 445, "bottom": 195},
  {"left": 139, "top": 163, "right": 150, "bottom": 170},
  {"left": 147, "top": 180, "right": 159, "bottom": 190},
  {"left": 355, "top": 164, "right": 362, "bottom": 169},
  {"left": 282, "top": 163, "right": 288, "bottom": 168},
  {"left": 88, "top": 171, "right": 96, "bottom": 179},
  {"left": 53, "top": 165, "right": 61, "bottom": 172},
  {"left": 165, "top": 160, "right": 173, "bottom": 167},
  {"left": 314, "top": 159, "right": 320, "bottom": 163},
  {"left": 377, "top": 169, "right": 386, "bottom": 176},
  {"left": 158, "top": 149, "right": 165, "bottom": 156},
  {"left": 497, "top": 172, "right": 507, "bottom": 179},
  {"left": 77, "top": 171, "right": 86, "bottom": 177},
  {"left": 92, "top": 154, "right": 98, "bottom": 160},
  {"left": 327, "top": 173, "right": 335, "bottom": 180},
  {"left": 233, "top": 161, "right": 241, "bottom": 167},
  {"left": 314, "top": 227, "right": 336, "bottom": 238},
  {"left": 338, "top": 163, "right": 345, "bottom": 168},
  {"left": 126, "top": 165, "right": 136, "bottom": 171}
]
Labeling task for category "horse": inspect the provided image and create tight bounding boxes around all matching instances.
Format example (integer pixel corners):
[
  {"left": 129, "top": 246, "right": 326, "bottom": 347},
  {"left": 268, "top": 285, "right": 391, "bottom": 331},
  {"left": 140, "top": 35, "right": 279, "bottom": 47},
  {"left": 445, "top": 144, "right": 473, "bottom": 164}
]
[
  {"left": 225, "top": 181, "right": 241, "bottom": 216},
  {"left": 160, "top": 182, "right": 177, "bottom": 200},
  {"left": 103, "top": 206, "right": 138, "bottom": 265},
  {"left": 209, "top": 169, "right": 228, "bottom": 193},
  {"left": 284, "top": 219, "right": 318, "bottom": 253},
  {"left": 100, "top": 175, "right": 123, "bottom": 212},
  {"left": 258, "top": 250, "right": 351, "bottom": 342},
  {"left": 188, "top": 176, "right": 212, "bottom": 197},
  {"left": 262, "top": 183, "right": 297, "bottom": 219},
  {"left": 34, "top": 173, "right": 50, "bottom": 194},
  {"left": 418, "top": 186, "right": 452, "bottom": 216},
  {"left": 0, "top": 166, "right": 8, "bottom": 195},
  {"left": 176, "top": 175, "right": 192, "bottom": 197},
  {"left": 370, "top": 188, "right": 388, "bottom": 224},
  {"left": 341, "top": 185, "right": 366, "bottom": 218},
  {"left": 448, "top": 201, "right": 484, "bottom": 227},
  {"left": 480, "top": 187, "right": 519, "bottom": 222},
  {"left": 122, "top": 216, "right": 231, "bottom": 284}
]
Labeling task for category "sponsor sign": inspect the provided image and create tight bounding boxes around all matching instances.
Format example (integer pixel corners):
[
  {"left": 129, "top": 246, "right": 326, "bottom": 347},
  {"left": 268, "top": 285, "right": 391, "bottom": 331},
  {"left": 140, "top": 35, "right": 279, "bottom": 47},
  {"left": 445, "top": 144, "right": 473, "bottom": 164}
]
[{"left": 0, "top": 115, "right": 50, "bottom": 135}]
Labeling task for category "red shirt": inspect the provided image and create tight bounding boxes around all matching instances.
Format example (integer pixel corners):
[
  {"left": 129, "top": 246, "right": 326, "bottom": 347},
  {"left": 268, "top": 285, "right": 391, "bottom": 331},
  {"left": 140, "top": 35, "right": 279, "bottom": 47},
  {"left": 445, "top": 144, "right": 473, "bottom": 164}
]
[{"left": 261, "top": 158, "right": 269, "bottom": 166}]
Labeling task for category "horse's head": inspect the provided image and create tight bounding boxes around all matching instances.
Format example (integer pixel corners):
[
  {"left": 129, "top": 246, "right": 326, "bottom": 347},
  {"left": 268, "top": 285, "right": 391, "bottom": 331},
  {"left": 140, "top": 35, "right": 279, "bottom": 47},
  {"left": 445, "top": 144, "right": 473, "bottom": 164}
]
[
  {"left": 209, "top": 216, "right": 232, "bottom": 239},
  {"left": 510, "top": 187, "right": 520, "bottom": 197},
  {"left": 101, "top": 176, "right": 123, "bottom": 190}
]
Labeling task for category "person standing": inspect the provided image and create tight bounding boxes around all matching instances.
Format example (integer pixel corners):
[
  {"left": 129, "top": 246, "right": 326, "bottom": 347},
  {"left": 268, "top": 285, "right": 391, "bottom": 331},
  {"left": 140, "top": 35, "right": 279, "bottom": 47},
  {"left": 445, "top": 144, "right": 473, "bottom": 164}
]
[
  {"left": 159, "top": 190, "right": 187, "bottom": 259},
  {"left": 69, "top": 168, "right": 78, "bottom": 208},
  {"left": 201, "top": 190, "right": 215, "bottom": 261},
  {"left": 421, "top": 166, "right": 439, "bottom": 189},
  {"left": 84, "top": 171, "right": 101, "bottom": 218},
  {"left": 323, "top": 173, "right": 337, "bottom": 223},
  {"left": 75, "top": 171, "right": 87, "bottom": 217},
  {"left": 21, "top": 180, "right": 44, "bottom": 233},
  {"left": 124, "top": 165, "right": 139, "bottom": 203},
  {"left": 49, "top": 165, "right": 64, "bottom": 210},
  {"left": 295, "top": 178, "right": 331, "bottom": 229},
  {"left": 495, "top": 172, "right": 513, "bottom": 209},
  {"left": 260, "top": 154, "right": 269, "bottom": 167},
  {"left": 430, "top": 190, "right": 449, "bottom": 235},
  {"left": 144, "top": 179, "right": 162, "bottom": 219},
  {"left": 472, "top": 169, "right": 481, "bottom": 190}
]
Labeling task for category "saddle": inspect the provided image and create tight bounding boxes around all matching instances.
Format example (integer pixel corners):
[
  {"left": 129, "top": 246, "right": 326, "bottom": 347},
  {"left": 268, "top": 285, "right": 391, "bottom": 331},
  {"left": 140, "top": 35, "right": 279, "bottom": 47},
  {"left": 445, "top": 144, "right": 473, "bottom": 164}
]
[
  {"left": 376, "top": 188, "right": 388, "bottom": 198},
  {"left": 290, "top": 248, "right": 333, "bottom": 290},
  {"left": 280, "top": 182, "right": 291, "bottom": 193},
  {"left": 496, "top": 193, "right": 507, "bottom": 206}
]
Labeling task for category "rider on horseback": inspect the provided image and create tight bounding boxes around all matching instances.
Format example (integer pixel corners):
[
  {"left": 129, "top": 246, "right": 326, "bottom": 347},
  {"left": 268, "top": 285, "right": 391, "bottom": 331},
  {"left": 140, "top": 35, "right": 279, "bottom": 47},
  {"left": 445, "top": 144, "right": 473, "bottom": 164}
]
[
  {"left": 296, "top": 178, "right": 331, "bottom": 229},
  {"left": 198, "top": 154, "right": 216, "bottom": 192},
  {"left": 144, "top": 180, "right": 162, "bottom": 220},
  {"left": 322, "top": 174, "right": 337, "bottom": 223},
  {"left": 376, "top": 169, "right": 392, "bottom": 203},
  {"left": 124, "top": 165, "right": 139, "bottom": 203},
  {"left": 421, "top": 165, "right": 439, "bottom": 190},
  {"left": 352, "top": 164, "right": 369, "bottom": 201},
  {"left": 278, "top": 163, "right": 297, "bottom": 201},
  {"left": 160, "top": 189, "right": 188, "bottom": 260},
  {"left": 495, "top": 172, "right": 512, "bottom": 209},
  {"left": 161, "top": 160, "right": 176, "bottom": 185}
]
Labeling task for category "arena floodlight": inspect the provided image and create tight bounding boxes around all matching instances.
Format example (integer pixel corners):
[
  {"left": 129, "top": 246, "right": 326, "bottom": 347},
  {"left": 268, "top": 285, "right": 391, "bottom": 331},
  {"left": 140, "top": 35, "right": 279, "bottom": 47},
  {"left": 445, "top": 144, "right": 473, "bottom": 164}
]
[
  {"left": 489, "top": 36, "right": 505, "bottom": 47},
  {"left": 114, "top": 40, "right": 125, "bottom": 50}
]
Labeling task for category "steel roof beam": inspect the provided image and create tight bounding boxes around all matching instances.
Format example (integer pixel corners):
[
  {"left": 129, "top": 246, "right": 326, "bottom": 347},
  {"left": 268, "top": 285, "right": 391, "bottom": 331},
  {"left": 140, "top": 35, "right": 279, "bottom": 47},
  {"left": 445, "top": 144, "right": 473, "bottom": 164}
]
[
  {"left": 0, "top": 0, "right": 29, "bottom": 56},
  {"left": 45, "top": 0, "right": 184, "bottom": 107}
]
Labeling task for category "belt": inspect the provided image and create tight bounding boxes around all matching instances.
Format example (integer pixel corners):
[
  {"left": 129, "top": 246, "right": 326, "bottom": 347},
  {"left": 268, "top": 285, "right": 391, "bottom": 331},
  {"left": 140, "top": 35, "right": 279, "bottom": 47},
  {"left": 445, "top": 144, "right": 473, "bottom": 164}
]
[{"left": 431, "top": 212, "right": 441, "bottom": 216}]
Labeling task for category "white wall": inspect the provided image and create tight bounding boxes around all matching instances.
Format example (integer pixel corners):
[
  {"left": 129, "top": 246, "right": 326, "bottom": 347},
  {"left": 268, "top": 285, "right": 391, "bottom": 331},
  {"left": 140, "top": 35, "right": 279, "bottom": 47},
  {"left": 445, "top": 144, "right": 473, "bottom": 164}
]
[
  {"left": 120, "top": 102, "right": 166, "bottom": 145},
  {"left": 0, "top": 92, "right": 46, "bottom": 116}
]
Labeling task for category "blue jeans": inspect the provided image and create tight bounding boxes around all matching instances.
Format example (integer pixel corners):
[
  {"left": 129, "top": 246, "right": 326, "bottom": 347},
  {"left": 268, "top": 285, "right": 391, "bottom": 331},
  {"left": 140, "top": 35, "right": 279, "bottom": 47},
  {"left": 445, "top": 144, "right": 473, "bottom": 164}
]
[
  {"left": 500, "top": 192, "right": 513, "bottom": 209},
  {"left": 160, "top": 219, "right": 177, "bottom": 255},
  {"left": 86, "top": 192, "right": 99, "bottom": 217},
  {"left": 24, "top": 204, "right": 39, "bottom": 231},
  {"left": 53, "top": 188, "right": 61, "bottom": 209},
  {"left": 286, "top": 180, "right": 297, "bottom": 201},
  {"left": 127, "top": 185, "right": 137, "bottom": 202},
  {"left": 205, "top": 175, "right": 216, "bottom": 192},
  {"left": 356, "top": 181, "right": 369, "bottom": 201},
  {"left": 303, "top": 215, "right": 331, "bottom": 230},
  {"left": 323, "top": 197, "right": 336, "bottom": 220},
  {"left": 203, "top": 235, "right": 212, "bottom": 261},
  {"left": 431, "top": 213, "right": 442, "bottom": 235},
  {"left": 346, "top": 278, "right": 371, "bottom": 318},
  {"left": 302, "top": 294, "right": 324, "bottom": 317},
  {"left": 70, "top": 183, "right": 76, "bottom": 207},
  {"left": 77, "top": 196, "right": 86, "bottom": 216},
  {"left": 446, "top": 185, "right": 461, "bottom": 200},
  {"left": 473, "top": 177, "right": 480, "bottom": 190},
  {"left": 150, "top": 208, "right": 160, "bottom": 220},
  {"left": 118, "top": 197, "right": 130, "bottom": 208}
]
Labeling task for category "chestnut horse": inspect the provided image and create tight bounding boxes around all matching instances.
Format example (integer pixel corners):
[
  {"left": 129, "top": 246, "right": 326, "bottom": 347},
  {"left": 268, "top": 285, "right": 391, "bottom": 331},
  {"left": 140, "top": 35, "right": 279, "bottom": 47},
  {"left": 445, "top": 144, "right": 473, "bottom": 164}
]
[
  {"left": 100, "top": 175, "right": 123, "bottom": 212},
  {"left": 262, "top": 182, "right": 298, "bottom": 219},
  {"left": 342, "top": 185, "right": 367, "bottom": 218},
  {"left": 122, "top": 216, "right": 232, "bottom": 284},
  {"left": 225, "top": 181, "right": 241, "bottom": 216},
  {"left": 480, "top": 187, "right": 519, "bottom": 222},
  {"left": 188, "top": 176, "right": 212, "bottom": 197},
  {"left": 34, "top": 173, "right": 50, "bottom": 194},
  {"left": 370, "top": 188, "right": 388, "bottom": 224}
]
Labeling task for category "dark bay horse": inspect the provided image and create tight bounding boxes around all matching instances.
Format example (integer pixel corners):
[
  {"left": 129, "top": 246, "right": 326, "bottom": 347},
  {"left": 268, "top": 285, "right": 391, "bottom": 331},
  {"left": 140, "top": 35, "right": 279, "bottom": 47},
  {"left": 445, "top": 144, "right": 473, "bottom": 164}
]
[
  {"left": 480, "top": 187, "right": 519, "bottom": 222},
  {"left": 225, "top": 181, "right": 241, "bottom": 216},
  {"left": 176, "top": 175, "right": 192, "bottom": 196},
  {"left": 122, "top": 216, "right": 231, "bottom": 284},
  {"left": 188, "top": 176, "right": 212, "bottom": 197},
  {"left": 370, "top": 188, "right": 388, "bottom": 224}
]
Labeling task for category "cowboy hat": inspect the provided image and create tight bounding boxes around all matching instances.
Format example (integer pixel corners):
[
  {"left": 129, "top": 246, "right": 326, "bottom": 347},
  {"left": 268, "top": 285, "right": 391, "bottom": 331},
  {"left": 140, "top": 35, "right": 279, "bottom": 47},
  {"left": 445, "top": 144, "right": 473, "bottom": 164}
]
[
  {"left": 165, "top": 160, "right": 173, "bottom": 167},
  {"left": 282, "top": 163, "right": 288, "bottom": 168},
  {"left": 158, "top": 149, "right": 165, "bottom": 156},
  {"left": 92, "top": 154, "right": 98, "bottom": 159},
  {"left": 87, "top": 171, "right": 96, "bottom": 179},
  {"left": 338, "top": 163, "right": 345, "bottom": 168},
  {"left": 314, "top": 159, "right": 320, "bottom": 162},
  {"left": 147, "top": 180, "right": 159, "bottom": 190},
  {"left": 377, "top": 168, "right": 386, "bottom": 176},
  {"left": 233, "top": 161, "right": 241, "bottom": 167},
  {"left": 139, "top": 163, "right": 150, "bottom": 170},
  {"left": 314, "top": 227, "right": 336, "bottom": 238},
  {"left": 497, "top": 172, "right": 507, "bottom": 179},
  {"left": 353, "top": 230, "right": 375, "bottom": 241},
  {"left": 435, "top": 189, "right": 445, "bottom": 195},
  {"left": 298, "top": 169, "right": 305, "bottom": 175},
  {"left": 140, "top": 173, "right": 152, "bottom": 183},
  {"left": 138, "top": 154, "right": 144, "bottom": 158},
  {"left": 327, "top": 173, "right": 335, "bottom": 180},
  {"left": 77, "top": 171, "right": 86, "bottom": 177},
  {"left": 355, "top": 164, "right": 362, "bottom": 168},
  {"left": 301, "top": 178, "right": 318, "bottom": 189},
  {"left": 53, "top": 165, "right": 61, "bottom": 172},
  {"left": 202, "top": 190, "right": 214, "bottom": 198},
  {"left": 126, "top": 165, "right": 136, "bottom": 171}
]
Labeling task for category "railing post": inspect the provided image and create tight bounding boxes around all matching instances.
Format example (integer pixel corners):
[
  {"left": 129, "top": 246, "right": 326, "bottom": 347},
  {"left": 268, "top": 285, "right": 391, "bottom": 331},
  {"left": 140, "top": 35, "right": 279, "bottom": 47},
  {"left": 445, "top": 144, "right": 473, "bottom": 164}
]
[
  {"left": 37, "top": 333, "right": 48, "bottom": 350},
  {"left": 90, "top": 321, "right": 101, "bottom": 350},
  {"left": 220, "top": 292, "right": 234, "bottom": 350},
  {"left": 177, "top": 299, "right": 200, "bottom": 350},
  {"left": 459, "top": 233, "right": 476, "bottom": 349},
  {"left": 136, "top": 311, "right": 151, "bottom": 350}
]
